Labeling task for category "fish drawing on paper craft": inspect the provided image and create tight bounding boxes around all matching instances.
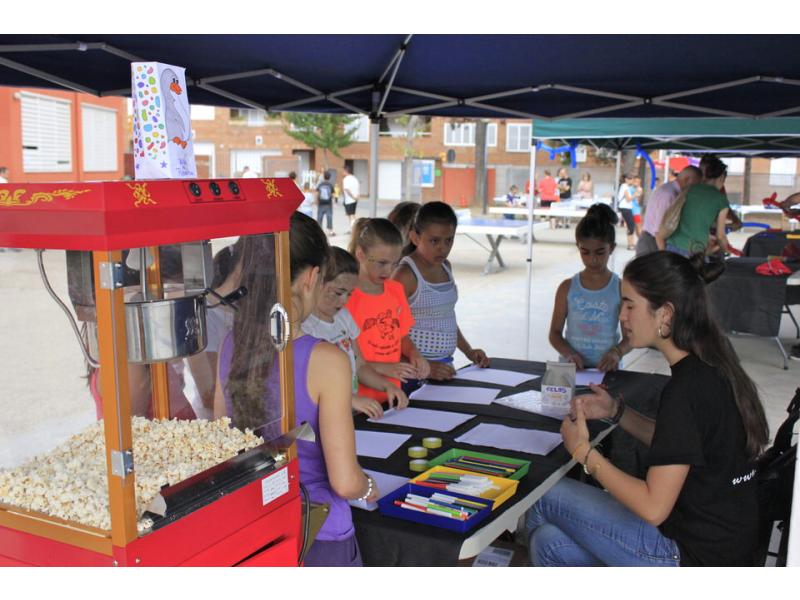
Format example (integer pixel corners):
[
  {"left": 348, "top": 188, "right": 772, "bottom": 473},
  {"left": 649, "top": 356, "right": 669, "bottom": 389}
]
[{"left": 160, "top": 68, "right": 190, "bottom": 150}]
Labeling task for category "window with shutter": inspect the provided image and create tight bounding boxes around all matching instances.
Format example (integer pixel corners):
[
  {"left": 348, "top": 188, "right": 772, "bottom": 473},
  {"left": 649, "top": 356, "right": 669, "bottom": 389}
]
[
  {"left": 81, "top": 104, "right": 118, "bottom": 172},
  {"left": 21, "top": 93, "right": 73, "bottom": 173},
  {"left": 506, "top": 123, "right": 531, "bottom": 153}
]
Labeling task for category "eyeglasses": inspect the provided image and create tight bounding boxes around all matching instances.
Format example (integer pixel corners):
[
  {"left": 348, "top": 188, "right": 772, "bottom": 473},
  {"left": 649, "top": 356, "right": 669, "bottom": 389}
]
[{"left": 366, "top": 257, "right": 400, "bottom": 270}]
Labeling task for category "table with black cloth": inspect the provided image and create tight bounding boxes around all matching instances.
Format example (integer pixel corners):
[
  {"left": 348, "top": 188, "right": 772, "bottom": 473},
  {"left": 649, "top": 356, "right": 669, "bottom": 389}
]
[
  {"left": 742, "top": 230, "right": 799, "bottom": 258},
  {"left": 351, "top": 357, "right": 669, "bottom": 566},
  {"left": 708, "top": 257, "right": 800, "bottom": 368}
]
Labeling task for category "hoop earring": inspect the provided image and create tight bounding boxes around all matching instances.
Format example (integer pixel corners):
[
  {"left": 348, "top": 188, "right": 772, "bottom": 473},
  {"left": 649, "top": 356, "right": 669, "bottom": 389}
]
[{"left": 658, "top": 324, "right": 671, "bottom": 339}]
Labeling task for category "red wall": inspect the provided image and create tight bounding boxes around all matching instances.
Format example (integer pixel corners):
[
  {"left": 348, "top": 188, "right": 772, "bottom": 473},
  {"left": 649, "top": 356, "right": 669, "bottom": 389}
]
[{"left": 441, "top": 167, "right": 496, "bottom": 207}]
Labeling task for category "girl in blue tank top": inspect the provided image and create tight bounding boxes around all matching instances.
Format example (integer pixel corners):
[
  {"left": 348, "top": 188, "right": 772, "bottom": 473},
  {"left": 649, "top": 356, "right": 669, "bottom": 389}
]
[
  {"left": 214, "top": 213, "right": 377, "bottom": 567},
  {"left": 548, "top": 204, "right": 631, "bottom": 371}
]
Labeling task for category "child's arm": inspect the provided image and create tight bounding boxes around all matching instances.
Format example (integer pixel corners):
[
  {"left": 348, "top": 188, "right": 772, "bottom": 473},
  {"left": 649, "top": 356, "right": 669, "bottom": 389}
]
[
  {"left": 401, "top": 335, "right": 430, "bottom": 380},
  {"left": 366, "top": 360, "right": 417, "bottom": 382},
  {"left": 596, "top": 281, "right": 632, "bottom": 372},
  {"left": 549, "top": 279, "right": 585, "bottom": 369},
  {"left": 456, "top": 327, "right": 489, "bottom": 368},
  {"left": 354, "top": 343, "right": 409, "bottom": 409},
  {"left": 391, "top": 262, "right": 418, "bottom": 299}
]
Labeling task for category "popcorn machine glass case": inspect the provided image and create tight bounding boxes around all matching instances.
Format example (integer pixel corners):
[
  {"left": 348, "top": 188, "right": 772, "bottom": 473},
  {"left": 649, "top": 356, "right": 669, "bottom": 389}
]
[{"left": 0, "top": 178, "right": 304, "bottom": 566}]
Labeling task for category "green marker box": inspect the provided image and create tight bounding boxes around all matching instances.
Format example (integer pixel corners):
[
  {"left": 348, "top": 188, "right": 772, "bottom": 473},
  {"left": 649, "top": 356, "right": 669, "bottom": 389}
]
[{"left": 426, "top": 448, "right": 531, "bottom": 480}]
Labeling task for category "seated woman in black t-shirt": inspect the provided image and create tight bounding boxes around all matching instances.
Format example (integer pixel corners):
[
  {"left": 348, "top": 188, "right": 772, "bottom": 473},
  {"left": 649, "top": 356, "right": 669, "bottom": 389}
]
[{"left": 525, "top": 251, "right": 769, "bottom": 566}]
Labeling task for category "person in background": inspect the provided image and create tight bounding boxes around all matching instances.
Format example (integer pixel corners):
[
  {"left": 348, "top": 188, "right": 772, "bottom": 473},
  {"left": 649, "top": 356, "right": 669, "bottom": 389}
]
[
  {"left": 548, "top": 204, "right": 629, "bottom": 371},
  {"left": 660, "top": 157, "right": 731, "bottom": 257},
  {"left": 631, "top": 176, "right": 644, "bottom": 238},
  {"left": 699, "top": 155, "right": 742, "bottom": 231},
  {"left": 387, "top": 201, "right": 422, "bottom": 247},
  {"left": 556, "top": 167, "right": 573, "bottom": 229},
  {"left": 240, "top": 165, "right": 257, "bottom": 179},
  {"left": 504, "top": 184, "right": 520, "bottom": 219},
  {"left": 617, "top": 174, "right": 637, "bottom": 250},
  {"left": 302, "top": 246, "right": 409, "bottom": 419},
  {"left": 393, "top": 202, "right": 489, "bottom": 389},
  {"left": 346, "top": 218, "right": 430, "bottom": 403},
  {"left": 342, "top": 164, "right": 360, "bottom": 233},
  {"left": 577, "top": 172, "right": 593, "bottom": 200},
  {"left": 316, "top": 170, "right": 336, "bottom": 237},
  {"left": 538, "top": 170, "right": 560, "bottom": 229},
  {"left": 215, "top": 213, "right": 376, "bottom": 566},
  {"left": 636, "top": 167, "right": 702, "bottom": 257},
  {"left": 526, "top": 251, "right": 768, "bottom": 566}
]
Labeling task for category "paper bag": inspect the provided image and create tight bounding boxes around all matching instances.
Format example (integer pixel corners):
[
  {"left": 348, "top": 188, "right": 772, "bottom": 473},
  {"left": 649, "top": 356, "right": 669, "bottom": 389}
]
[{"left": 131, "top": 62, "right": 197, "bottom": 179}]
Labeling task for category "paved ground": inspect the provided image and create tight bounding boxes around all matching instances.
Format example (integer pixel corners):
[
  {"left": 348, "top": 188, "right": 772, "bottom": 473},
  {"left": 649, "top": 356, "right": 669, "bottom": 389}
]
[{"left": 1, "top": 199, "right": 798, "bottom": 470}]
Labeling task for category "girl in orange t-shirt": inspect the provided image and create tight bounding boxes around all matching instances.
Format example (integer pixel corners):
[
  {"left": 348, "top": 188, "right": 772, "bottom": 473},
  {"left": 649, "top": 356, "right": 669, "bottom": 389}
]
[{"left": 346, "top": 218, "right": 430, "bottom": 403}]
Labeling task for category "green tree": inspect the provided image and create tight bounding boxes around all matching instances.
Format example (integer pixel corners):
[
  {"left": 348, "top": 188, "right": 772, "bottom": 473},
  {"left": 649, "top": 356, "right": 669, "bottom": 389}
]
[{"left": 281, "top": 113, "right": 359, "bottom": 170}]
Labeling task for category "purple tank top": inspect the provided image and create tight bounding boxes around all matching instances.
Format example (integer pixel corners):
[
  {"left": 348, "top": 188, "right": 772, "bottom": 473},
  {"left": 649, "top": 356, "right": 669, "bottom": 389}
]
[{"left": 219, "top": 333, "right": 354, "bottom": 542}]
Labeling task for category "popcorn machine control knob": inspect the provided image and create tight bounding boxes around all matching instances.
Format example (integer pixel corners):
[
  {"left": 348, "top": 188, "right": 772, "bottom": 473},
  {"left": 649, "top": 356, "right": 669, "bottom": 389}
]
[
  {"left": 189, "top": 182, "right": 202, "bottom": 197},
  {"left": 228, "top": 181, "right": 240, "bottom": 195},
  {"left": 209, "top": 181, "right": 221, "bottom": 196}
]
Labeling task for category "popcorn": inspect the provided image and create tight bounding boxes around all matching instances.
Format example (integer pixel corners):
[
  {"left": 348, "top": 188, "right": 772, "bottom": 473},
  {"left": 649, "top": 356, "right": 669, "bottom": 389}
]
[{"left": 0, "top": 417, "right": 263, "bottom": 532}]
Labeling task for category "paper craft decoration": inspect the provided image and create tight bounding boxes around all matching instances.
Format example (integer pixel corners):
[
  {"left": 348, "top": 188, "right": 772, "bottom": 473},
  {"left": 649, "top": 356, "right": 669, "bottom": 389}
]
[
  {"left": 410, "top": 384, "right": 500, "bottom": 405},
  {"left": 354, "top": 430, "right": 411, "bottom": 459},
  {"left": 455, "top": 423, "right": 562, "bottom": 456},
  {"left": 453, "top": 366, "right": 539, "bottom": 387},
  {"left": 368, "top": 407, "right": 476, "bottom": 432},
  {"left": 131, "top": 62, "right": 197, "bottom": 179},
  {"left": 349, "top": 469, "right": 410, "bottom": 511}
]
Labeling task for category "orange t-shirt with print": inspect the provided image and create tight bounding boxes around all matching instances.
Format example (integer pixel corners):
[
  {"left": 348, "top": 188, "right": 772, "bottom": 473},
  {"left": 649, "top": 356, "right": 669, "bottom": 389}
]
[{"left": 346, "top": 279, "right": 414, "bottom": 401}]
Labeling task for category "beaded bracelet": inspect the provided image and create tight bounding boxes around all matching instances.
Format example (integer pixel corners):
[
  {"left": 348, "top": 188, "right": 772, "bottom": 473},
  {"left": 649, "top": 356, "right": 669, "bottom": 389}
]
[{"left": 356, "top": 475, "right": 374, "bottom": 502}]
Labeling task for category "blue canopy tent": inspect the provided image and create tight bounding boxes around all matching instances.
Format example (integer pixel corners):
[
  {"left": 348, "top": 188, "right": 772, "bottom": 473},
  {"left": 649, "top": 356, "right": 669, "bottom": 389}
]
[{"left": 2, "top": 34, "right": 800, "bottom": 358}]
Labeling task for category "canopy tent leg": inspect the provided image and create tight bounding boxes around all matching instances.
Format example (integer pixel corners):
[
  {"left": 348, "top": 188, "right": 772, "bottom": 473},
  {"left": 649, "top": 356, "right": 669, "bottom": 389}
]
[
  {"left": 525, "top": 136, "right": 537, "bottom": 360},
  {"left": 369, "top": 119, "right": 380, "bottom": 217}
]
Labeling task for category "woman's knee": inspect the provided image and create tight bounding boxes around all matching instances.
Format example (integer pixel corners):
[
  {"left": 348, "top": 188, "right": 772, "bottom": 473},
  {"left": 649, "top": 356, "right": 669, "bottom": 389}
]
[{"left": 530, "top": 523, "right": 572, "bottom": 567}]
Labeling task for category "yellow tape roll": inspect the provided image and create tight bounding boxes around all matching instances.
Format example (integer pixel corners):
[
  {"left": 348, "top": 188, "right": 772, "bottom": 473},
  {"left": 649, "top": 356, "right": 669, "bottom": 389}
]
[
  {"left": 422, "top": 437, "right": 442, "bottom": 449},
  {"left": 409, "top": 459, "right": 429, "bottom": 472},
  {"left": 408, "top": 446, "right": 428, "bottom": 458}
]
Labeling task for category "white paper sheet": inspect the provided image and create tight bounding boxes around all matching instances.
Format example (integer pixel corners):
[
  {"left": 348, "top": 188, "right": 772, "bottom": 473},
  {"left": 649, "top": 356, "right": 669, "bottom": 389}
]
[
  {"left": 354, "top": 430, "right": 411, "bottom": 459},
  {"left": 455, "top": 423, "right": 563, "bottom": 456},
  {"left": 349, "top": 469, "right": 409, "bottom": 511},
  {"left": 575, "top": 369, "right": 605, "bottom": 387},
  {"left": 493, "top": 389, "right": 570, "bottom": 420},
  {"left": 410, "top": 384, "right": 500, "bottom": 405},
  {"left": 367, "top": 407, "right": 476, "bottom": 432},
  {"left": 453, "top": 365, "right": 539, "bottom": 387}
]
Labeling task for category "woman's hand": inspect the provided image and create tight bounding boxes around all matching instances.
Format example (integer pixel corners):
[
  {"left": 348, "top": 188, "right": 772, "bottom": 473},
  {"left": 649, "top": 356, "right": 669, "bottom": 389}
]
[
  {"left": 566, "top": 350, "right": 585, "bottom": 370},
  {"left": 428, "top": 361, "right": 456, "bottom": 380},
  {"left": 561, "top": 399, "right": 590, "bottom": 457},
  {"left": 352, "top": 396, "right": 384, "bottom": 420},
  {"left": 385, "top": 384, "right": 409, "bottom": 410},
  {"left": 466, "top": 348, "right": 490, "bottom": 368},
  {"left": 365, "top": 477, "right": 380, "bottom": 503},
  {"left": 572, "top": 384, "right": 617, "bottom": 421},
  {"left": 596, "top": 347, "right": 621, "bottom": 373}
]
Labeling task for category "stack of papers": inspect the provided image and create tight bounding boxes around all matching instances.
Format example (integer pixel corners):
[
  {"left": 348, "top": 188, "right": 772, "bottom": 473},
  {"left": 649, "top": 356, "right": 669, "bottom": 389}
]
[
  {"left": 410, "top": 384, "right": 500, "bottom": 406},
  {"left": 453, "top": 366, "right": 540, "bottom": 387},
  {"left": 575, "top": 369, "right": 605, "bottom": 386},
  {"left": 493, "top": 389, "right": 570, "bottom": 420},
  {"left": 354, "top": 430, "right": 411, "bottom": 459},
  {"left": 455, "top": 423, "right": 562, "bottom": 456},
  {"left": 349, "top": 469, "right": 409, "bottom": 511},
  {"left": 367, "top": 407, "right": 476, "bottom": 432}
]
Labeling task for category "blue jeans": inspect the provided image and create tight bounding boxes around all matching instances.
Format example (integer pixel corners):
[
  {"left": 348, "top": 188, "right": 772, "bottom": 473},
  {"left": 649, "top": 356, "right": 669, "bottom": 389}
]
[
  {"left": 525, "top": 478, "right": 681, "bottom": 567},
  {"left": 401, "top": 356, "right": 453, "bottom": 396},
  {"left": 317, "top": 203, "right": 333, "bottom": 230},
  {"left": 665, "top": 243, "right": 690, "bottom": 258}
]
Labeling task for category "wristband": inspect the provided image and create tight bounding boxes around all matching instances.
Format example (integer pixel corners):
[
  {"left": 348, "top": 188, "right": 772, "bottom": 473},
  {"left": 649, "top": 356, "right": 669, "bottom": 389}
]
[
  {"left": 581, "top": 446, "right": 594, "bottom": 475},
  {"left": 609, "top": 394, "right": 626, "bottom": 425}
]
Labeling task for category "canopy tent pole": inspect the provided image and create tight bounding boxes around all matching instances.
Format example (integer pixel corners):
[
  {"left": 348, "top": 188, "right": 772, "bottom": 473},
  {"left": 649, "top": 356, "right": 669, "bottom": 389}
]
[
  {"left": 525, "top": 132, "right": 537, "bottom": 360},
  {"left": 369, "top": 119, "right": 379, "bottom": 217},
  {"left": 664, "top": 154, "right": 671, "bottom": 184},
  {"left": 613, "top": 151, "right": 622, "bottom": 211}
]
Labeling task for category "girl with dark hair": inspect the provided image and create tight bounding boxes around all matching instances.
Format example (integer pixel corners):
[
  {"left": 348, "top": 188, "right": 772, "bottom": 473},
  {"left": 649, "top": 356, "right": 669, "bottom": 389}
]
[
  {"left": 346, "top": 218, "right": 430, "bottom": 404},
  {"left": 302, "top": 246, "right": 409, "bottom": 419},
  {"left": 387, "top": 201, "right": 421, "bottom": 247},
  {"left": 393, "top": 201, "right": 489, "bottom": 384},
  {"left": 659, "top": 156, "right": 732, "bottom": 257},
  {"left": 548, "top": 203, "right": 630, "bottom": 371},
  {"left": 215, "top": 213, "right": 377, "bottom": 566},
  {"left": 527, "top": 251, "right": 769, "bottom": 567}
]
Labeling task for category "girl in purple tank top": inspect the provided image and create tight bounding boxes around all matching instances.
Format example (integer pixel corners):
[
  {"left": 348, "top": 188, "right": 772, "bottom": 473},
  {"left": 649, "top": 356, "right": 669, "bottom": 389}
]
[{"left": 214, "top": 213, "right": 379, "bottom": 567}]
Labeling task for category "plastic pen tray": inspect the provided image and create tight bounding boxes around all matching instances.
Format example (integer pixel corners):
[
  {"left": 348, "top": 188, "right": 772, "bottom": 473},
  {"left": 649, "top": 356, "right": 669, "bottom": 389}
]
[
  {"left": 377, "top": 483, "right": 492, "bottom": 533},
  {"left": 426, "top": 448, "right": 531, "bottom": 480},
  {"left": 410, "top": 466, "right": 519, "bottom": 510}
]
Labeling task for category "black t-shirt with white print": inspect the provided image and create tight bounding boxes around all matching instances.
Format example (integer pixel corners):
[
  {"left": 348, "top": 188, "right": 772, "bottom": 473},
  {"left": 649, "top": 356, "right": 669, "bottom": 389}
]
[{"left": 648, "top": 354, "right": 759, "bottom": 566}]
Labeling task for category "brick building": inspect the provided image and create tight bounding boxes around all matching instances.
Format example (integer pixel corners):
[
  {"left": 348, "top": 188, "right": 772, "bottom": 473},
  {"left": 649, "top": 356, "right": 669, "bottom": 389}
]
[{"left": 0, "top": 88, "right": 127, "bottom": 184}]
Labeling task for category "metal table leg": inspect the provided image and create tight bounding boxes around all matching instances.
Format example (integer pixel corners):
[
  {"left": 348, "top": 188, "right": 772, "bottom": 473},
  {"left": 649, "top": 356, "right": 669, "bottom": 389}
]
[
  {"left": 775, "top": 337, "right": 789, "bottom": 370},
  {"left": 484, "top": 234, "right": 506, "bottom": 275}
]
